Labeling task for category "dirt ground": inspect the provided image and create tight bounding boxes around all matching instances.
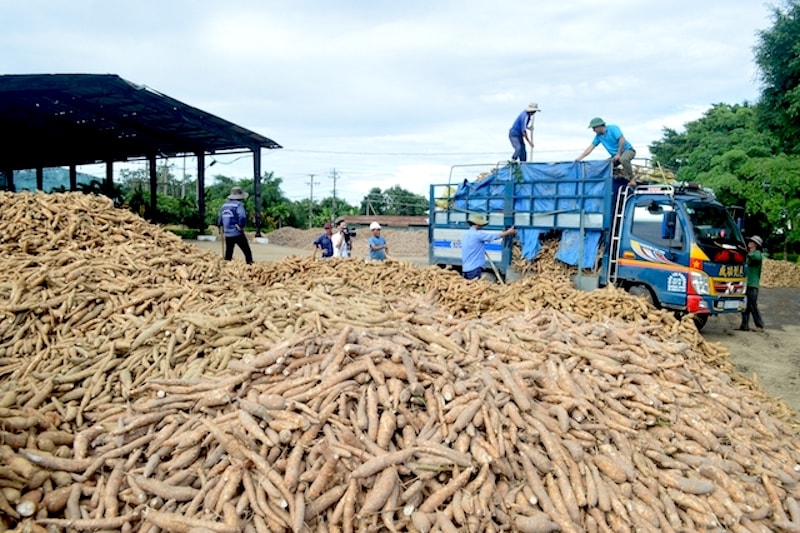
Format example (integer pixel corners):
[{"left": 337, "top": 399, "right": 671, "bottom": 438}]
[
  {"left": 701, "top": 288, "right": 800, "bottom": 413},
  {"left": 191, "top": 239, "right": 800, "bottom": 414}
]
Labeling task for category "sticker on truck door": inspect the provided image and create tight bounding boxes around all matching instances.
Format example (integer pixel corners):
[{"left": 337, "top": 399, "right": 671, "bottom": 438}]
[{"left": 667, "top": 272, "right": 687, "bottom": 292}]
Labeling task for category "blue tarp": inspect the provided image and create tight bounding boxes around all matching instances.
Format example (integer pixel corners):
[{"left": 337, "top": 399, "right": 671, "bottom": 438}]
[
  {"left": 555, "top": 230, "right": 602, "bottom": 268},
  {"left": 450, "top": 160, "right": 612, "bottom": 264},
  {"left": 518, "top": 228, "right": 544, "bottom": 260}
]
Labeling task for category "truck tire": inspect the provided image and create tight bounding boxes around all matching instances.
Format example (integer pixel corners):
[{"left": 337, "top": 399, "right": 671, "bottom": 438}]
[
  {"left": 691, "top": 314, "right": 708, "bottom": 331},
  {"left": 628, "top": 284, "right": 655, "bottom": 306}
]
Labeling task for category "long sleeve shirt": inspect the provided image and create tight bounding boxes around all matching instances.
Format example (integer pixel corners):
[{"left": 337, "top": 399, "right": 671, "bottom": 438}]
[
  {"left": 461, "top": 227, "right": 503, "bottom": 272},
  {"left": 746, "top": 249, "right": 763, "bottom": 288},
  {"left": 217, "top": 200, "right": 247, "bottom": 237}
]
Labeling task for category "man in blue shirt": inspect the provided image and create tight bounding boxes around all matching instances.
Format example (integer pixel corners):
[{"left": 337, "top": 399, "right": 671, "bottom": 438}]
[
  {"left": 575, "top": 117, "right": 637, "bottom": 182},
  {"left": 217, "top": 186, "right": 253, "bottom": 264},
  {"left": 461, "top": 214, "right": 516, "bottom": 280},
  {"left": 367, "top": 221, "right": 389, "bottom": 261},
  {"left": 313, "top": 222, "right": 334, "bottom": 258},
  {"left": 509, "top": 102, "right": 540, "bottom": 162}
]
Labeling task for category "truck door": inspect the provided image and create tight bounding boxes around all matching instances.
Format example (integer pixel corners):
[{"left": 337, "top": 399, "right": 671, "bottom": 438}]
[{"left": 618, "top": 199, "right": 689, "bottom": 310}]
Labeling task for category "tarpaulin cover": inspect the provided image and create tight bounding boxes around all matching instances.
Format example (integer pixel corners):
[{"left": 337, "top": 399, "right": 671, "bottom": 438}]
[
  {"left": 451, "top": 161, "right": 611, "bottom": 262},
  {"left": 518, "top": 228, "right": 544, "bottom": 260},
  {"left": 555, "top": 230, "right": 603, "bottom": 268}
]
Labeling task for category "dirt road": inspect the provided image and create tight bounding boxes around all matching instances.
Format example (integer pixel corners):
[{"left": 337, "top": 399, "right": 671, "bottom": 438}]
[
  {"left": 702, "top": 288, "right": 800, "bottom": 413},
  {"left": 191, "top": 239, "right": 800, "bottom": 413}
]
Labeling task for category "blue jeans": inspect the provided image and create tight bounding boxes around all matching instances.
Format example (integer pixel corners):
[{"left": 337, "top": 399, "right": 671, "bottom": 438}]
[
  {"left": 463, "top": 267, "right": 483, "bottom": 280},
  {"left": 509, "top": 132, "right": 526, "bottom": 162}
]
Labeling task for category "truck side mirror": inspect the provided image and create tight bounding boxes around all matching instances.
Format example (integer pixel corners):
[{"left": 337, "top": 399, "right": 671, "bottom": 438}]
[{"left": 661, "top": 211, "right": 677, "bottom": 240}]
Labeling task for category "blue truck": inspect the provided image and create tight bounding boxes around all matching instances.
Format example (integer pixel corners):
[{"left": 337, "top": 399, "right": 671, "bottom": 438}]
[{"left": 429, "top": 160, "right": 748, "bottom": 328}]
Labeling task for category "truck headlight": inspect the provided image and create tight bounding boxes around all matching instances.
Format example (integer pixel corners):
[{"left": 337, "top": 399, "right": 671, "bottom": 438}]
[{"left": 690, "top": 271, "right": 711, "bottom": 295}]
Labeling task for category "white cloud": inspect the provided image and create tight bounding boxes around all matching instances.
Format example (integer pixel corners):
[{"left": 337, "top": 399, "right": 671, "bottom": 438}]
[{"left": 1, "top": 0, "right": 772, "bottom": 206}]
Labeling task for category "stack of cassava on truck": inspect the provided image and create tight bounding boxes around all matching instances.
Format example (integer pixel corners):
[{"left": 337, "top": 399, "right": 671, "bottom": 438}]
[{"left": 429, "top": 160, "right": 748, "bottom": 329}]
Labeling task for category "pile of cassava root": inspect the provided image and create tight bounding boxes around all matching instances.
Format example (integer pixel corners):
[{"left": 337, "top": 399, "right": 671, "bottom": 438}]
[{"left": 2, "top": 191, "right": 800, "bottom": 533}]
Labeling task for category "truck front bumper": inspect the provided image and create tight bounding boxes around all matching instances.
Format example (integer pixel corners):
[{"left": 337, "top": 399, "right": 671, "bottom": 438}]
[{"left": 688, "top": 294, "right": 746, "bottom": 315}]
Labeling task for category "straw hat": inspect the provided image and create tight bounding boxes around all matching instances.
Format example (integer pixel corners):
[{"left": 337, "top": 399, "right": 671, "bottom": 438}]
[
  {"left": 228, "top": 186, "right": 249, "bottom": 200},
  {"left": 467, "top": 214, "right": 489, "bottom": 226}
]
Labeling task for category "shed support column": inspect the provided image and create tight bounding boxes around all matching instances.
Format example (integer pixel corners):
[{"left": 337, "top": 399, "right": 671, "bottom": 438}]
[
  {"left": 36, "top": 168, "right": 44, "bottom": 191},
  {"left": 196, "top": 152, "right": 207, "bottom": 233},
  {"left": 148, "top": 155, "right": 157, "bottom": 219},
  {"left": 253, "top": 148, "right": 262, "bottom": 237},
  {"left": 1, "top": 170, "right": 12, "bottom": 192},
  {"left": 105, "top": 161, "right": 114, "bottom": 192},
  {"left": 69, "top": 165, "right": 77, "bottom": 191}
]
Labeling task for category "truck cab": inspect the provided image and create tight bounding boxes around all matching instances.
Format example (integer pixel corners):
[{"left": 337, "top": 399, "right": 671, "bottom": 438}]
[{"left": 612, "top": 183, "right": 747, "bottom": 327}]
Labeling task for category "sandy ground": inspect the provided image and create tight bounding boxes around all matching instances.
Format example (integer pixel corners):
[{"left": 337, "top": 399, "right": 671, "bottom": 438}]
[
  {"left": 191, "top": 238, "right": 430, "bottom": 266},
  {"left": 191, "top": 239, "right": 800, "bottom": 414},
  {"left": 702, "top": 289, "right": 800, "bottom": 413}
]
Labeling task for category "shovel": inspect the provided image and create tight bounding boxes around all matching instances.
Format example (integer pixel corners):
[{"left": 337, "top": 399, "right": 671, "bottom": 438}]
[{"left": 485, "top": 252, "right": 505, "bottom": 285}]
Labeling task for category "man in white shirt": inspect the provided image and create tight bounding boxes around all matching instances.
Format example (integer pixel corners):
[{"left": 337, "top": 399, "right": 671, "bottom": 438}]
[
  {"left": 332, "top": 224, "right": 346, "bottom": 257},
  {"left": 333, "top": 219, "right": 351, "bottom": 257}
]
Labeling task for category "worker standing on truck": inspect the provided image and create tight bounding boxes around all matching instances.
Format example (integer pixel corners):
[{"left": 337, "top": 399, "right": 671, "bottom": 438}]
[
  {"left": 461, "top": 214, "right": 516, "bottom": 280},
  {"left": 509, "top": 102, "right": 540, "bottom": 162},
  {"left": 575, "top": 117, "right": 637, "bottom": 182},
  {"left": 737, "top": 235, "right": 765, "bottom": 332}
]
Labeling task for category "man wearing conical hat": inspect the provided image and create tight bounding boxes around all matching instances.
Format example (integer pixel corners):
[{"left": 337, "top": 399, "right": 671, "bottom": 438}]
[{"left": 461, "top": 214, "right": 516, "bottom": 280}]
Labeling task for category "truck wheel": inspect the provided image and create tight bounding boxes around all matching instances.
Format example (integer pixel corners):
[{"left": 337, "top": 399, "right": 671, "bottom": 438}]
[
  {"left": 628, "top": 284, "right": 655, "bottom": 306},
  {"left": 691, "top": 314, "right": 708, "bottom": 331}
]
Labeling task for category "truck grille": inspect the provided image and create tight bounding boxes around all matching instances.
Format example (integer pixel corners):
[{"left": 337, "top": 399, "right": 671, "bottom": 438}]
[{"left": 713, "top": 281, "right": 745, "bottom": 295}]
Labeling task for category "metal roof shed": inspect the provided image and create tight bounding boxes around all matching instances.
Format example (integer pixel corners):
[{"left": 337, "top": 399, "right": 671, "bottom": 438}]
[{"left": 0, "top": 73, "right": 282, "bottom": 234}]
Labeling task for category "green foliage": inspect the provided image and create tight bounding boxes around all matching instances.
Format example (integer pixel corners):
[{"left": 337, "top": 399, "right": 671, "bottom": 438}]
[
  {"left": 317, "top": 196, "right": 357, "bottom": 222},
  {"left": 754, "top": 0, "right": 800, "bottom": 154},
  {"left": 649, "top": 103, "right": 800, "bottom": 253},
  {"left": 165, "top": 228, "right": 199, "bottom": 240},
  {"left": 113, "top": 163, "right": 426, "bottom": 235},
  {"left": 771, "top": 252, "right": 800, "bottom": 262},
  {"left": 74, "top": 179, "right": 125, "bottom": 207},
  {"left": 359, "top": 185, "right": 428, "bottom": 216},
  {"left": 649, "top": 103, "right": 776, "bottom": 180}
]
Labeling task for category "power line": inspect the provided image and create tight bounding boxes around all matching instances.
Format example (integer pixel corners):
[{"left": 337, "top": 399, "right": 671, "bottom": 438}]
[{"left": 281, "top": 148, "right": 580, "bottom": 156}]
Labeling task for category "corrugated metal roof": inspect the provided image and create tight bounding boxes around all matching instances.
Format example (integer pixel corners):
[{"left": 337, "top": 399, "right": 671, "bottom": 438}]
[
  {"left": 0, "top": 73, "right": 281, "bottom": 171},
  {"left": 339, "top": 215, "right": 429, "bottom": 227}
]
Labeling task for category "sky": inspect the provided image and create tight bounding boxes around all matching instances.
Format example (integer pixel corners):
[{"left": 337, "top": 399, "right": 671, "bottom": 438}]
[{"left": 1, "top": 1, "right": 775, "bottom": 206}]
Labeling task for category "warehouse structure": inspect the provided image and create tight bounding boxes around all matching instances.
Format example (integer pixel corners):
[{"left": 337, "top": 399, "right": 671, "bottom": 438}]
[{"left": 0, "top": 73, "right": 281, "bottom": 234}]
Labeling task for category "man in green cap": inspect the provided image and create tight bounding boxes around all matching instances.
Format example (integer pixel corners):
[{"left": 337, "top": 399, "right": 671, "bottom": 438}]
[{"left": 575, "top": 117, "right": 636, "bottom": 182}]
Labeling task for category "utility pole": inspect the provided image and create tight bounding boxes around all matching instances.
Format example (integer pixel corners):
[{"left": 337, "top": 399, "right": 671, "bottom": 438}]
[
  {"left": 330, "top": 168, "right": 339, "bottom": 220},
  {"left": 307, "top": 174, "right": 319, "bottom": 228}
]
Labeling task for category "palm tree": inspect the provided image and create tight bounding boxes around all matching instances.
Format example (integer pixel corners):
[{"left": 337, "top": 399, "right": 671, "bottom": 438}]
[{"left": 268, "top": 203, "right": 291, "bottom": 229}]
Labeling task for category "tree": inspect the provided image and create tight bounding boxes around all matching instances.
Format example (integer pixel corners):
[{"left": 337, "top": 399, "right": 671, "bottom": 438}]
[
  {"left": 361, "top": 188, "right": 385, "bottom": 216},
  {"left": 754, "top": 0, "right": 800, "bottom": 154},
  {"left": 358, "top": 186, "right": 428, "bottom": 216},
  {"left": 649, "top": 103, "right": 776, "bottom": 181},
  {"left": 118, "top": 164, "right": 195, "bottom": 223},
  {"left": 318, "top": 196, "right": 357, "bottom": 221},
  {"left": 649, "top": 103, "right": 800, "bottom": 253},
  {"left": 265, "top": 203, "right": 291, "bottom": 229}
]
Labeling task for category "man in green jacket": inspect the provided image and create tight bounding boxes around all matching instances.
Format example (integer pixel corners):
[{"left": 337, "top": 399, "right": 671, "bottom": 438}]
[{"left": 738, "top": 235, "right": 765, "bottom": 332}]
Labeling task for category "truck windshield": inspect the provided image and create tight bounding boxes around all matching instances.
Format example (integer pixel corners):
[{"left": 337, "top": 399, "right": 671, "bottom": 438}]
[{"left": 684, "top": 200, "right": 746, "bottom": 263}]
